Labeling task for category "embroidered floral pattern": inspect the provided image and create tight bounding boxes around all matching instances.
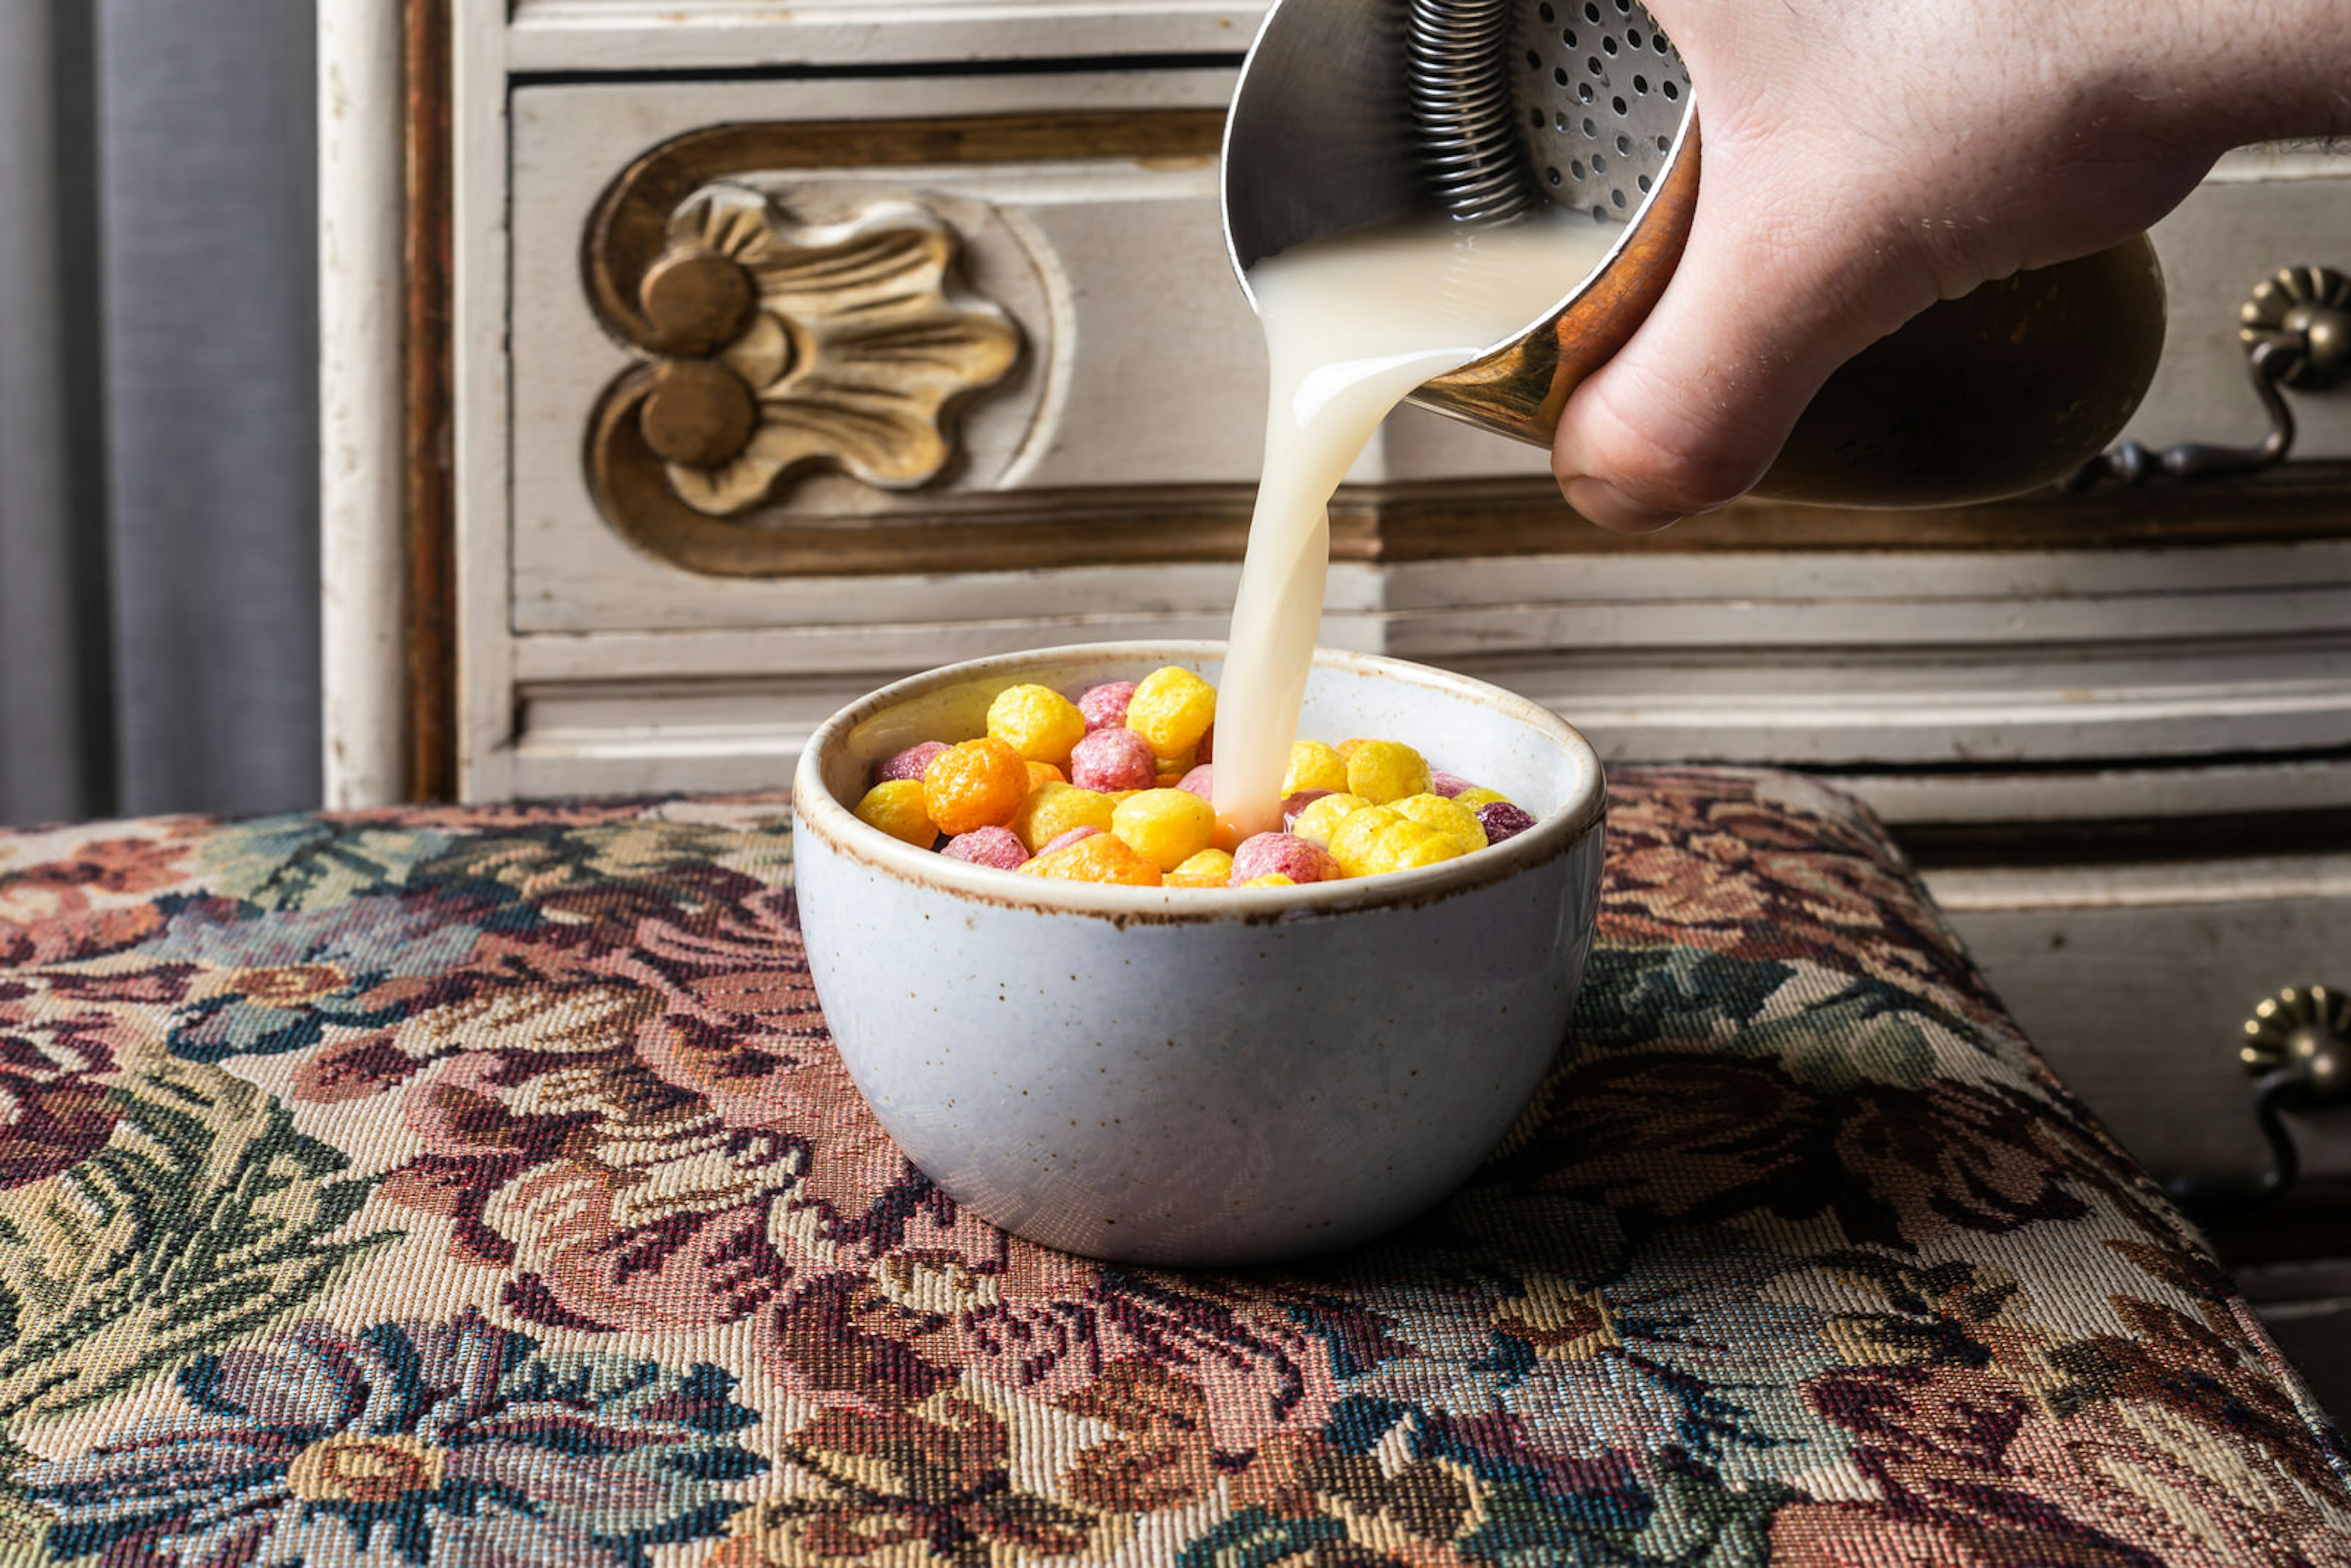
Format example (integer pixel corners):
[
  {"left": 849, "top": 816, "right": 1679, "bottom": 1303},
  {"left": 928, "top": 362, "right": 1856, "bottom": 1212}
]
[{"left": 0, "top": 773, "right": 2341, "bottom": 1567}]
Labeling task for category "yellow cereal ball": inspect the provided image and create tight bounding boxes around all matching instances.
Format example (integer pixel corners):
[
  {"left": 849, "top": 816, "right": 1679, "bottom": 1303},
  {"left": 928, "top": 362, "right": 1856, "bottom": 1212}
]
[
  {"left": 1292, "top": 792, "right": 1373, "bottom": 848},
  {"left": 1239, "top": 873, "right": 1295, "bottom": 888},
  {"left": 1155, "top": 769, "right": 1191, "bottom": 791},
  {"left": 1451, "top": 786, "right": 1512, "bottom": 809},
  {"left": 1330, "top": 805, "right": 1463, "bottom": 878},
  {"left": 1020, "top": 833, "right": 1163, "bottom": 886},
  {"left": 921, "top": 738, "right": 1031, "bottom": 836},
  {"left": 1390, "top": 793, "right": 1488, "bottom": 857},
  {"left": 1127, "top": 667, "right": 1217, "bottom": 757},
  {"left": 1167, "top": 848, "right": 1235, "bottom": 888},
  {"left": 1344, "top": 740, "right": 1432, "bottom": 806},
  {"left": 1008, "top": 782, "right": 1116, "bottom": 854},
  {"left": 1281, "top": 740, "right": 1349, "bottom": 797},
  {"left": 853, "top": 780, "right": 937, "bottom": 847},
  {"left": 1024, "top": 760, "right": 1067, "bottom": 791},
  {"left": 987, "top": 684, "right": 1087, "bottom": 768},
  {"left": 1111, "top": 788, "right": 1217, "bottom": 872}
]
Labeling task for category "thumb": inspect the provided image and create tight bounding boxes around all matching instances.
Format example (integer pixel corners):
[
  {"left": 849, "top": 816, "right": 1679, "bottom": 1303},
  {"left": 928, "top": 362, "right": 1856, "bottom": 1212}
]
[{"left": 1552, "top": 176, "right": 1932, "bottom": 531}]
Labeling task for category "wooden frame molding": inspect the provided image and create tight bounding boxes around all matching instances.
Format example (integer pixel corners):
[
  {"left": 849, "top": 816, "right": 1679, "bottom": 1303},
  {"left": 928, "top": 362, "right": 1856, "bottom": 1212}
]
[{"left": 404, "top": 0, "right": 455, "bottom": 801}]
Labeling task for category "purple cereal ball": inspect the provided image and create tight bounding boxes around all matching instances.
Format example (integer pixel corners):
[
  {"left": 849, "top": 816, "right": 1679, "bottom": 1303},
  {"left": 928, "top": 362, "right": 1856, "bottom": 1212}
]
[
  {"left": 939, "top": 826, "right": 1028, "bottom": 870},
  {"left": 1230, "top": 832, "right": 1341, "bottom": 886},
  {"left": 1280, "top": 789, "right": 1334, "bottom": 831},
  {"left": 1196, "top": 722, "right": 1213, "bottom": 763},
  {"left": 1037, "top": 826, "right": 1103, "bottom": 856},
  {"left": 1429, "top": 771, "right": 1475, "bottom": 799},
  {"left": 1176, "top": 763, "right": 1213, "bottom": 801},
  {"left": 1477, "top": 801, "right": 1536, "bottom": 845},
  {"left": 1077, "top": 681, "right": 1137, "bottom": 733},
  {"left": 1069, "top": 726, "right": 1156, "bottom": 792},
  {"left": 874, "top": 740, "right": 948, "bottom": 786}
]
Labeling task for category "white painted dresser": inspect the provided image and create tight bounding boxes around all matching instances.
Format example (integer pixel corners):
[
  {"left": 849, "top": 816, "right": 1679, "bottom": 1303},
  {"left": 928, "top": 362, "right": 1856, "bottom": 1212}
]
[{"left": 320, "top": 1, "right": 2351, "bottom": 1203}]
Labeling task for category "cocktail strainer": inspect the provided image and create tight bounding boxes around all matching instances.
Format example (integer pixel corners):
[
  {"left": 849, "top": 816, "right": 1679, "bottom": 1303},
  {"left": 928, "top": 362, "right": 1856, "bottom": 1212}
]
[{"left": 1222, "top": 0, "right": 2169, "bottom": 507}]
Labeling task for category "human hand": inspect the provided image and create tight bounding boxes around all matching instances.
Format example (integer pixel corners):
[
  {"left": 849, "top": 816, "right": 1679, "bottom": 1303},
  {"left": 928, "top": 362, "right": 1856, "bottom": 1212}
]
[{"left": 1551, "top": 0, "right": 2350, "bottom": 530}]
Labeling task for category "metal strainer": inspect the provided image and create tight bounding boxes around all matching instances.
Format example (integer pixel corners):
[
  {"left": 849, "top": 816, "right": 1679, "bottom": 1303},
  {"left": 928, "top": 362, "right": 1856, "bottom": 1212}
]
[{"left": 1221, "top": 0, "right": 2169, "bottom": 508}]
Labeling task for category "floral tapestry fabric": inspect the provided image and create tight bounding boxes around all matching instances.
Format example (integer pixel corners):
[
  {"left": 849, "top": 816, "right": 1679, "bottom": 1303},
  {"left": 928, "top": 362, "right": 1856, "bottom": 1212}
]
[{"left": 0, "top": 769, "right": 2341, "bottom": 1568}]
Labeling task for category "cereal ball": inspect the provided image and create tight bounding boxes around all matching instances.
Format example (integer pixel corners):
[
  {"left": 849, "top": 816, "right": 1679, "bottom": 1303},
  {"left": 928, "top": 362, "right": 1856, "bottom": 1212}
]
[
  {"left": 1281, "top": 789, "right": 1335, "bottom": 831},
  {"left": 1477, "top": 801, "right": 1537, "bottom": 845},
  {"left": 1009, "top": 781, "right": 1116, "bottom": 854},
  {"left": 1330, "top": 806, "right": 1463, "bottom": 878},
  {"left": 853, "top": 780, "right": 937, "bottom": 847},
  {"left": 1281, "top": 740, "right": 1349, "bottom": 797},
  {"left": 1292, "top": 792, "right": 1373, "bottom": 848},
  {"left": 939, "top": 826, "right": 1028, "bottom": 870},
  {"left": 1024, "top": 760, "right": 1067, "bottom": 791},
  {"left": 1175, "top": 764, "right": 1214, "bottom": 800},
  {"left": 1344, "top": 740, "right": 1431, "bottom": 805},
  {"left": 1390, "top": 793, "right": 1488, "bottom": 857},
  {"left": 1068, "top": 727, "right": 1156, "bottom": 792},
  {"left": 921, "top": 738, "right": 1030, "bottom": 836},
  {"left": 1077, "top": 680, "right": 1136, "bottom": 733},
  {"left": 874, "top": 741, "right": 948, "bottom": 786},
  {"left": 1112, "top": 788, "right": 1217, "bottom": 872},
  {"left": 1168, "top": 848, "right": 1234, "bottom": 888},
  {"left": 1239, "top": 874, "right": 1295, "bottom": 888},
  {"left": 1021, "top": 833, "right": 1163, "bottom": 886},
  {"left": 1230, "top": 832, "right": 1341, "bottom": 886},
  {"left": 1038, "top": 826, "right": 1103, "bottom": 855},
  {"left": 987, "top": 684, "right": 1087, "bottom": 768},
  {"left": 1428, "top": 770, "right": 1476, "bottom": 799},
  {"left": 1451, "top": 786, "right": 1512, "bottom": 810},
  {"left": 1126, "top": 667, "right": 1217, "bottom": 757},
  {"left": 1155, "top": 767, "right": 1192, "bottom": 791},
  {"left": 1196, "top": 723, "right": 1214, "bottom": 763}
]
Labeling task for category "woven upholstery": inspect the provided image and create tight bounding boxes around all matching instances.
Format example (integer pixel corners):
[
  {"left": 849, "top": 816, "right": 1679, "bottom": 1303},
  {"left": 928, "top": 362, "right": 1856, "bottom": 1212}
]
[{"left": 0, "top": 767, "right": 2342, "bottom": 1566}]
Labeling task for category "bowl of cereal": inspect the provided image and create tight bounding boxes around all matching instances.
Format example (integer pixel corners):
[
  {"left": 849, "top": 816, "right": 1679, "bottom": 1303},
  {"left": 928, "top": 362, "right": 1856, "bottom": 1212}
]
[{"left": 790, "top": 642, "right": 1605, "bottom": 1265}]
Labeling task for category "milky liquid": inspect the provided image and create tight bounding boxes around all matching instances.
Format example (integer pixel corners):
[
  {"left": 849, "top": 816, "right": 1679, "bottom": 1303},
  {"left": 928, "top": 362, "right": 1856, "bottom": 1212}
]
[{"left": 1211, "top": 211, "right": 1625, "bottom": 839}]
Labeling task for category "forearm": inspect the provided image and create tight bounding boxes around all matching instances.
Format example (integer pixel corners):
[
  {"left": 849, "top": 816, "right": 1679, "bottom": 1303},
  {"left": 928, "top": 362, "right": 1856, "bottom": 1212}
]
[{"left": 2109, "top": 0, "right": 2351, "bottom": 156}]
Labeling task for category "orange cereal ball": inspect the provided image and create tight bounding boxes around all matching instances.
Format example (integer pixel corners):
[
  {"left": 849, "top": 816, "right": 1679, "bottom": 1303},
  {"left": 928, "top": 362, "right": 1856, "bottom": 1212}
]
[
  {"left": 1292, "top": 792, "right": 1373, "bottom": 849},
  {"left": 1009, "top": 781, "right": 1116, "bottom": 854},
  {"left": 1167, "top": 848, "right": 1235, "bottom": 888},
  {"left": 1452, "top": 786, "right": 1512, "bottom": 810},
  {"left": 921, "top": 738, "right": 1031, "bottom": 836},
  {"left": 1020, "top": 833, "right": 1163, "bottom": 886},
  {"left": 1281, "top": 740, "right": 1349, "bottom": 797},
  {"left": 1390, "top": 793, "right": 1488, "bottom": 858},
  {"left": 1344, "top": 740, "right": 1431, "bottom": 805},
  {"left": 1330, "top": 805, "right": 1463, "bottom": 878},
  {"left": 987, "top": 684, "right": 1087, "bottom": 768},
  {"left": 1126, "top": 667, "right": 1217, "bottom": 757},
  {"left": 1024, "top": 760, "right": 1067, "bottom": 791},
  {"left": 853, "top": 779, "right": 937, "bottom": 847},
  {"left": 1111, "top": 787, "right": 1217, "bottom": 872}
]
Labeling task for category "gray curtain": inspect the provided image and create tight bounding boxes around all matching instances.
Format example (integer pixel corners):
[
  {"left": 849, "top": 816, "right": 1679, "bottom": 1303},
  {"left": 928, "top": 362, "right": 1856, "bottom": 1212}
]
[{"left": 0, "top": 0, "right": 320, "bottom": 828}]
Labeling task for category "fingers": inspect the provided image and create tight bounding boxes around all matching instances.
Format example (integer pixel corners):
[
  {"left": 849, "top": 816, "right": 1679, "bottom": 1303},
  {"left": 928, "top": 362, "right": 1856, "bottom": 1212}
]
[{"left": 1552, "top": 171, "right": 1934, "bottom": 532}]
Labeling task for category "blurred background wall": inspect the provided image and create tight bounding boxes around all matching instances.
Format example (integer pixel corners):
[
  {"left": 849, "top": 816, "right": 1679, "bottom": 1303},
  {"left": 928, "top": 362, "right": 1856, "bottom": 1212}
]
[{"left": 0, "top": 0, "right": 320, "bottom": 828}]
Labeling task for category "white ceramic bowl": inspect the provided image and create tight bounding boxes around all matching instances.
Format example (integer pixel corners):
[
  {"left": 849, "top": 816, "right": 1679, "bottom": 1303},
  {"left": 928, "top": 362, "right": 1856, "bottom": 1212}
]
[{"left": 791, "top": 642, "right": 1605, "bottom": 1266}]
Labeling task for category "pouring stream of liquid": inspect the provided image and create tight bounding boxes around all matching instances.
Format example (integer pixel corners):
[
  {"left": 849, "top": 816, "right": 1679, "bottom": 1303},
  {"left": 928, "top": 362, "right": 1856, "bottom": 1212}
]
[{"left": 1212, "top": 211, "right": 1624, "bottom": 840}]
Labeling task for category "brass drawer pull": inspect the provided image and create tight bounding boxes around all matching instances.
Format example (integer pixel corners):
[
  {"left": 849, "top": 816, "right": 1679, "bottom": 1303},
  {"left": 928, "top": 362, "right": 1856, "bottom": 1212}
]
[
  {"left": 2167, "top": 983, "right": 2351, "bottom": 1218},
  {"left": 2071, "top": 265, "right": 2351, "bottom": 489}
]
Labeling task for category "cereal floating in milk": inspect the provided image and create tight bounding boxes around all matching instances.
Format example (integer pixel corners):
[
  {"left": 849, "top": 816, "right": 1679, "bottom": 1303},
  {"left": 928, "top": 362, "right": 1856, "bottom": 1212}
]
[{"left": 846, "top": 666, "right": 1543, "bottom": 887}]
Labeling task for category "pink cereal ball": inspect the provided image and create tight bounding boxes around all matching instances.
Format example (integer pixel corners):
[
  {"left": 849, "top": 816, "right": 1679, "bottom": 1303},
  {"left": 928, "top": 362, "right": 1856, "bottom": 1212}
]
[
  {"left": 1429, "top": 771, "right": 1476, "bottom": 799},
  {"left": 1476, "top": 801, "right": 1536, "bottom": 844},
  {"left": 1176, "top": 763, "right": 1214, "bottom": 801},
  {"left": 1077, "top": 681, "right": 1137, "bottom": 733},
  {"left": 1037, "top": 826, "right": 1103, "bottom": 856},
  {"left": 875, "top": 740, "right": 949, "bottom": 786},
  {"left": 1229, "top": 832, "right": 1341, "bottom": 886},
  {"left": 1280, "top": 789, "right": 1334, "bottom": 831},
  {"left": 1069, "top": 727, "right": 1156, "bottom": 792},
  {"left": 939, "top": 826, "right": 1029, "bottom": 870}
]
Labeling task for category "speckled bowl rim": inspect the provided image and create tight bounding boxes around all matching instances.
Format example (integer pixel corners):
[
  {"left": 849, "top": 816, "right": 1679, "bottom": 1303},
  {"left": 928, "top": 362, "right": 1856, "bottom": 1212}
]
[{"left": 792, "top": 642, "right": 1607, "bottom": 925}]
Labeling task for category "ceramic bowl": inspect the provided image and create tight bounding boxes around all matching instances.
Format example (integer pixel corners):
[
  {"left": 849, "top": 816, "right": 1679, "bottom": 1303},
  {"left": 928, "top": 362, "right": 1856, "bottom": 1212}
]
[{"left": 790, "top": 642, "right": 1606, "bottom": 1266}]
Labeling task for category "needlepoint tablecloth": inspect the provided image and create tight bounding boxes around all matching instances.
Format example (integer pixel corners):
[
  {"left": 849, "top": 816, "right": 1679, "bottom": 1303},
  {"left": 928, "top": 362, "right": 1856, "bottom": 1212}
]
[{"left": 0, "top": 767, "right": 2342, "bottom": 1567}]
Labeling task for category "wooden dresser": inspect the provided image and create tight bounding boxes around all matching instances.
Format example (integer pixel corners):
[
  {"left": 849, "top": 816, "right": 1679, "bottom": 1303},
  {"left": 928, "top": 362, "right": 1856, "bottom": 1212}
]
[{"left": 321, "top": 0, "right": 2351, "bottom": 1375}]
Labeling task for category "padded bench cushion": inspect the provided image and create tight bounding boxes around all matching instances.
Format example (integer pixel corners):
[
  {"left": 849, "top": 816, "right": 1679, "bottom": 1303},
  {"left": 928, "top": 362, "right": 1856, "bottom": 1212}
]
[{"left": 0, "top": 767, "right": 2342, "bottom": 1566}]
